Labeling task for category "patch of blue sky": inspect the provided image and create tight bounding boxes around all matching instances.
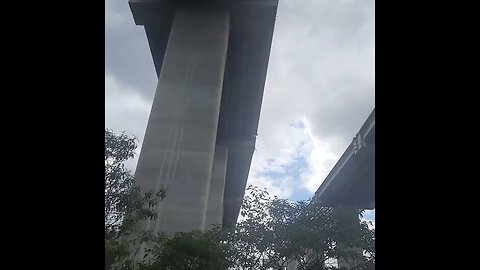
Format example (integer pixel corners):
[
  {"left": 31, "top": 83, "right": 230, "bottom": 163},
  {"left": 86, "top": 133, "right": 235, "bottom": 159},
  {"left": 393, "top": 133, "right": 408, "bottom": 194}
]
[
  {"left": 258, "top": 153, "right": 312, "bottom": 202},
  {"left": 362, "top": 209, "right": 375, "bottom": 221}
]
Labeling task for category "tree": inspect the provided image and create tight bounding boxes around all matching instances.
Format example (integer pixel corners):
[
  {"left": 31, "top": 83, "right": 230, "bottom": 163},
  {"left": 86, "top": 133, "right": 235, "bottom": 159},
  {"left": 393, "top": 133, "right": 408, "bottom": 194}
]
[
  {"left": 105, "top": 129, "right": 165, "bottom": 270},
  {"left": 226, "top": 186, "right": 375, "bottom": 270},
  {"left": 104, "top": 129, "right": 374, "bottom": 270},
  {"left": 138, "top": 228, "right": 232, "bottom": 270},
  {"left": 105, "top": 129, "right": 226, "bottom": 270}
]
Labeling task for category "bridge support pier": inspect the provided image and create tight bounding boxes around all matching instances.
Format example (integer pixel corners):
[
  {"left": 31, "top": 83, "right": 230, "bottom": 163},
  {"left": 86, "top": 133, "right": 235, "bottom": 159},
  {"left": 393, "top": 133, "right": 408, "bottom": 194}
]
[{"left": 134, "top": 8, "right": 230, "bottom": 236}]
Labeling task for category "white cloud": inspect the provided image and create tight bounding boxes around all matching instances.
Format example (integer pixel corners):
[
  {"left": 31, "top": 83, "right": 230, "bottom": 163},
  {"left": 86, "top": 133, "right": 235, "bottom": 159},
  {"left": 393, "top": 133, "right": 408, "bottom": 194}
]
[
  {"left": 105, "top": 0, "right": 128, "bottom": 30},
  {"left": 299, "top": 119, "right": 339, "bottom": 193},
  {"left": 105, "top": 73, "right": 153, "bottom": 171},
  {"left": 105, "top": 74, "right": 151, "bottom": 113},
  {"left": 244, "top": 0, "right": 374, "bottom": 199},
  {"left": 247, "top": 122, "right": 305, "bottom": 198},
  {"left": 105, "top": 0, "right": 375, "bottom": 202},
  {"left": 247, "top": 119, "right": 339, "bottom": 198},
  {"left": 248, "top": 175, "right": 294, "bottom": 199},
  {"left": 367, "top": 221, "right": 375, "bottom": 229}
]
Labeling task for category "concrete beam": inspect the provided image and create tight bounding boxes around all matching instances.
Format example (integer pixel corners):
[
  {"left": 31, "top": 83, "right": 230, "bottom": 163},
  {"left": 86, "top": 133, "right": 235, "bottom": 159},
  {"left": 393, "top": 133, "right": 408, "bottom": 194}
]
[
  {"left": 134, "top": 8, "right": 230, "bottom": 235},
  {"left": 313, "top": 109, "right": 375, "bottom": 209}
]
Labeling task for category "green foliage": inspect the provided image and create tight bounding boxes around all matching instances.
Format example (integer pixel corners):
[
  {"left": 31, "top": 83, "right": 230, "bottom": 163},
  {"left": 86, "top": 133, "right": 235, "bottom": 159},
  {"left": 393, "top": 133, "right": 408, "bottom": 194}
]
[
  {"left": 105, "top": 129, "right": 165, "bottom": 270},
  {"left": 226, "top": 185, "right": 375, "bottom": 270},
  {"left": 138, "top": 228, "right": 232, "bottom": 270},
  {"left": 104, "top": 129, "right": 374, "bottom": 270}
]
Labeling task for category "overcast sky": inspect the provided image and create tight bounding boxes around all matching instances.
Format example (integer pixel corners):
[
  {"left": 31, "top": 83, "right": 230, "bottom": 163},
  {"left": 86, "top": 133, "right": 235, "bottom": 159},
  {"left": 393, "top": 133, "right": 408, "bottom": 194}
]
[{"left": 105, "top": 0, "right": 375, "bottom": 223}]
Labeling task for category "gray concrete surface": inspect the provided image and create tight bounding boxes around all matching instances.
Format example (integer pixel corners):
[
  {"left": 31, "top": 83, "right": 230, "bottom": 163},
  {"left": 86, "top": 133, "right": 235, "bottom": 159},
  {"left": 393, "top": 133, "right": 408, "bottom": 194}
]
[
  {"left": 205, "top": 145, "right": 228, "bottom": 230},
  {"left": 130, "top": 0, "right": 279, "bottom": 228},
  {"left": 134, "top": 8, "right": 230, "bottom": 236}
]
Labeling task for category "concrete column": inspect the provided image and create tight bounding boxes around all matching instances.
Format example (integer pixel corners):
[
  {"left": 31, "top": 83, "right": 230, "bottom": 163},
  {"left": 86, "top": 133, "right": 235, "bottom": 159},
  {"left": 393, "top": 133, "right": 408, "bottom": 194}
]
[
  {"left": 205, "top": 145, "right": 228, "bottom": 230},
  {"left": 134, "top": 8, "right": 230, "bottom": 236}
]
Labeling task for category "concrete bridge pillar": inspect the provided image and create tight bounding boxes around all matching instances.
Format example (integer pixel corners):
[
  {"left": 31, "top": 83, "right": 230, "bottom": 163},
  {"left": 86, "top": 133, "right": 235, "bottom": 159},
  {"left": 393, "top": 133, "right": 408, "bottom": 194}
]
[{"left": 134, "top": 7, "right": 230, "bottom": 236}]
